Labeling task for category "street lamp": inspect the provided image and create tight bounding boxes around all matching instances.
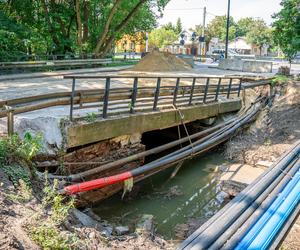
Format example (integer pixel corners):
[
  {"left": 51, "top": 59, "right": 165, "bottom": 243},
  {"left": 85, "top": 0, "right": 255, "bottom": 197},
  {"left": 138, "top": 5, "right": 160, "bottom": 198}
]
[{"left": 225, "top": 0, "right": 231, "bottom": 59}]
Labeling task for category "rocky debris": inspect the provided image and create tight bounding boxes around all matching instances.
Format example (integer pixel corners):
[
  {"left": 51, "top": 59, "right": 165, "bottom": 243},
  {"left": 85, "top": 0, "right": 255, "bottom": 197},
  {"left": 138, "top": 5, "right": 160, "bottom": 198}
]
[
  {"left": 256, "top": 160, "right": 274, "bottom": 168},
  {"left": 114, "top": 226, "right": 129, "bottom": 236},
  {"left": 174, "top": 218, "right": 206, "bottom": 240},
  {"left": 219, "top": 163, "right": 266, "bottom": 197},
  {"left": 136, "top": 214, "right": 154, "bottom": 235},
  {"left": 220, "top": 180, "right": 248, "bottom": 197},
  {"left": 130, "top": 50, "right": 192, "bottom": 72},
  {"left": 71, "top": 208, "right": 114, "bottom": 237},
  {"left": 164, "top": 185, "right": 184, "bottom": 199},
  {"left": 224, "top": 82, "right": 300, "bottom": 165}
]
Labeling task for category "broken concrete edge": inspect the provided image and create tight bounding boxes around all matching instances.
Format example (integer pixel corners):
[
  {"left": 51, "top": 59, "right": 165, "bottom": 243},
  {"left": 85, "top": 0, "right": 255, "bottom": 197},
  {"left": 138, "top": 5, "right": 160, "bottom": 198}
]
[
  {"left": 66, "top": 98, "right": 242, "bottom": 149},
  {"left": 71, "top": 208, "right": 155, "bottom": 238}
]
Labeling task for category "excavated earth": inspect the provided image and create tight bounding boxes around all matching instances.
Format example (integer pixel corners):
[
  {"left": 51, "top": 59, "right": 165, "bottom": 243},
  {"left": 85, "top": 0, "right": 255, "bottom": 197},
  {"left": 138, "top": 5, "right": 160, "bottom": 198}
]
[
  {"left": 224, "top": 80, "right": 300, "bottom": 249},
  {"left": 130, "top": 50, "right": 192, "bottom": 72}
]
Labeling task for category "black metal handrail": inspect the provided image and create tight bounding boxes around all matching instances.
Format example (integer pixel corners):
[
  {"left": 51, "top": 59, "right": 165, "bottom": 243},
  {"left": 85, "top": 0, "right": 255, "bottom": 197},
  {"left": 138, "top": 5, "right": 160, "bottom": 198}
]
[{"left": 64, "top": 75, "right": 244, "bottom": 121}]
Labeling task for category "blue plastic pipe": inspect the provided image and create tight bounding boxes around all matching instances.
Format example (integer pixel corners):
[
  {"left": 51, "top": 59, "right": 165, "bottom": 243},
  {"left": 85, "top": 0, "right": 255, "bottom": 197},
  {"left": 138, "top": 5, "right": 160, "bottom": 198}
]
[{"left": 235, "top": 165, "right": 300, "bottom": 250}]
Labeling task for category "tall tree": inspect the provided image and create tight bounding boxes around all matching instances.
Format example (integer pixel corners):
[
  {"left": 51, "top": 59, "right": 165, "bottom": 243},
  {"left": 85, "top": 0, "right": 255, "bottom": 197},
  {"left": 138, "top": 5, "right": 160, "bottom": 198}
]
[
  {"left": 272, "top": 0, "right": 300, "bottom": 62},
  {"left": 175, "top": 17, "right": 183, "bottom": 34},
  {"left": 246, "top": 19, "right": 271, "bottom": 56},
  {"left": 205, "top": 15, "right": 236, "bottom": 43},
  {"left": 148, "top": 27, "right": 177, "bottom": 48},
  {"left": 236, "top": 17, "right": 256, "bottom": 37},
  {"left": 0, "top": 0, "right": 170, "bottom": 59}
]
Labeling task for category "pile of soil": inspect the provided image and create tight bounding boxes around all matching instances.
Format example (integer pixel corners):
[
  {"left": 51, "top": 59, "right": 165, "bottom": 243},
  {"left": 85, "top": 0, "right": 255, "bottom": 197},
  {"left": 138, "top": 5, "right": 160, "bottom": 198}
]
[{"left": 131, "top": 50, "right": 192, "bottom": 72}]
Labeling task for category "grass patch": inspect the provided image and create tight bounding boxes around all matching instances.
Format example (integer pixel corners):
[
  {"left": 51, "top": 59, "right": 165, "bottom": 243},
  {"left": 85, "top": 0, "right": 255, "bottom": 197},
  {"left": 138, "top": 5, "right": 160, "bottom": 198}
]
[
  {"left": 29, "top": 179, "right": 79, "bottom": 249},
  {"left": 0, "top": 132, "right": 42, "bottom": 187},
  {"left": 85, "top": 112, "right": 97, "bottom": 123},
  {"left": 271, "top": 75, "right": 290, "bottom": 86}
]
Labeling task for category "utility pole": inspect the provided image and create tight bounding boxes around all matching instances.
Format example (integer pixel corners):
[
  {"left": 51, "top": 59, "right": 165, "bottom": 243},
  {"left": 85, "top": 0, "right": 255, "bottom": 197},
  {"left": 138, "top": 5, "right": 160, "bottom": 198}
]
[
  {"left": 200, "top": 7, "right": 207, "bottom": 56},
  {"left": 225, "top": 0, "right": 231, "bottom": 59},
  {"left": 145, "top": 32, "right": 149, "bottom": 53}
]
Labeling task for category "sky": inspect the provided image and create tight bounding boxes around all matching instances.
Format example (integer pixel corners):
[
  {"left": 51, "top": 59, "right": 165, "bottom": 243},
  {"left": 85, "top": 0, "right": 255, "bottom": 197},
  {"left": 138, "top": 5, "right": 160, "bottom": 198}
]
[{"left": 159, "top": 0, "right": 282, "bottom": 29}]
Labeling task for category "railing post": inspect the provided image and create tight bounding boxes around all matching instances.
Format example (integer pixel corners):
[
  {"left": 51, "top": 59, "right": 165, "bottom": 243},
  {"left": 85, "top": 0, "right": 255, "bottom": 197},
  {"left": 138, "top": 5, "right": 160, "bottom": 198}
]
[
  {"left": 237, "top": 78, "right": 242, "bottom": 97},
  {"left": 227, "top": 78, "right": 233, "bottom": 99},
  {"left": 215, "top": 78, "right": 222, "bottom": 101},
  {"left": 189, "top": 77, "right": 197, "bottom": 105},
  {"left": 203, "top": 78, "right": 210, "bottom": 103},
  {"left": 153, "top": 77, "right": 161, "bottom": 110},
  {"left": 5, "top": 106, "right": 14, "bottom": 136},
  {"left": 69, "top": 77, "right": 76, "bottom": 121},
  {"left": 130, "top": 77, "right": 138, "bottom": 113},
  {"left": 173, "top": 78, "right": 180, "bottom": 106},
  {"left": 103, "top": 77, "right": 111, "bottom": 118}
]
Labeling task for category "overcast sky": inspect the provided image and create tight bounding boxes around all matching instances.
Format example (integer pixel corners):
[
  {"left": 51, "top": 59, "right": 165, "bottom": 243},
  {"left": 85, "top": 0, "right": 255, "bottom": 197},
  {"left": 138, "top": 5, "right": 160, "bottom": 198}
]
[{"left": 159, "top": 0, "right": 282, "bottom": 29}]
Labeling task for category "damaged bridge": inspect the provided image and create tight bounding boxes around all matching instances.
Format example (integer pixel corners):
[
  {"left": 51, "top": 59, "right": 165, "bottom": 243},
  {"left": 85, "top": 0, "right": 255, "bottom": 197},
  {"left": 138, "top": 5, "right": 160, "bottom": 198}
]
[{"left": 0, "top": 74, "right": 270, "bottom": 204}]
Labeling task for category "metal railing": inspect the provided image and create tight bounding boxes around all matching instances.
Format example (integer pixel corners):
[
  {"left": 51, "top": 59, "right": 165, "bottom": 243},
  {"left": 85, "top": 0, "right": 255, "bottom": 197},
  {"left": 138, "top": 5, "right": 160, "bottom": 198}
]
[
  {"left": 0, "top": 75, "right": 271, "bottom": 136},
  {"left": 64, "top": 75, "right": 245, "bottom": 121}
]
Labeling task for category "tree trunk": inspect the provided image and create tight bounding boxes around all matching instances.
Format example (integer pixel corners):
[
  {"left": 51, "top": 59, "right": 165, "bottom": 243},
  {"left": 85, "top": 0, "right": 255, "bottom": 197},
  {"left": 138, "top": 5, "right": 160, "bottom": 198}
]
[
  {"left": 94, "top": 0, "right": 147, "bottom": 56},
  {"left": 75, "top": 0, "right": 83, "bottom": 53},
  {"left": 93, "top": 0, "right": 122, "bottom": 54},
  {"left": 40, "top": 0, "right": 61, "bottom": 51},
  {"left": 82, "top": 0, "right": 89, "bottom": 43}
]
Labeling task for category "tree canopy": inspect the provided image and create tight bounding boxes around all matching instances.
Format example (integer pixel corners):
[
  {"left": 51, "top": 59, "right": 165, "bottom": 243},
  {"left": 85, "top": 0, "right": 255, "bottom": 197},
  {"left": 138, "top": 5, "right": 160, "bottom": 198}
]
[
  {"left": 0, "top": 0, "right": 170, "bottom": 61},
  {"left": 272, "top": 0, "right": 300, "bottom": 60},
  {"left": 148, "top": 27, "right": 177, "bottom": 48}
]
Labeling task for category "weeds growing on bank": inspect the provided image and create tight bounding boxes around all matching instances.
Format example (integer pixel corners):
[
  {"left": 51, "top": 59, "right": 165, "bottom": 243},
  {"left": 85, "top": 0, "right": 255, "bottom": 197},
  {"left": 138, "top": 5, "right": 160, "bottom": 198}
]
[
  {"left": 0, "top": 133, "right": 82, "bottom": 249},
  {"left": 271, "top": 75, "right": 290, "bottom": 86},
  {"left": 0, "top": 132, "right": 42, "bottom": 186},
  {"left": 85, "top": 112, "right": 97, "bottom": 122},
  {"left": 29, "top": 179, "right": 79, "bottom": 249}
]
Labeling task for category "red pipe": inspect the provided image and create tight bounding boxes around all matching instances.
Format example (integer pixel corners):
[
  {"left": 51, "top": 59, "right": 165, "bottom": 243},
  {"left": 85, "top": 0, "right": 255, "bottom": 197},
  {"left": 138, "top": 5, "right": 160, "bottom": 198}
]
[{"left": 63, "top": 171, "right": 132, "bottom": 194}]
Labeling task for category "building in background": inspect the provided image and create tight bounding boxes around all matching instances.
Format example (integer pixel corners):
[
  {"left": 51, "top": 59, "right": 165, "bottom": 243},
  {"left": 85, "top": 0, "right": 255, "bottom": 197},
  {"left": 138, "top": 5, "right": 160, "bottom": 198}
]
[
  {"left": 228, "top": 37, "right": 269, "bottom": 56},
  {"left": 164, "top": 30, "right": 201, "bottom": 55},
  {"left": 115, "top": 32, "right": 146, "bottom": 53}
]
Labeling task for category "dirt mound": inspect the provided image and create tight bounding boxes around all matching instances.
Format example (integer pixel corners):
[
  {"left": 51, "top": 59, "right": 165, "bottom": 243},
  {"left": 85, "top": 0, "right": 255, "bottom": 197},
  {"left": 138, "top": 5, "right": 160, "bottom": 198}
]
[{"left": 131, "top": 50, "right": 192, "bottom": 72}]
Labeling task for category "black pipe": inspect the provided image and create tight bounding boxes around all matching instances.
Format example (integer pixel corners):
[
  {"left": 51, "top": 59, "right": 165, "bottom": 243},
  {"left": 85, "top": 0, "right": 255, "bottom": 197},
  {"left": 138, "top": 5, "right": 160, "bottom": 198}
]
[
  {"left": 211, "top": 157, "right": 300, "bottom": 249},
  {"left": 128, "top": 100, "right": 266, "bottom": 179},
  {"left": 180, "top": 141, "right": 300, "bottom": 250},
  {"left": 53, "top": 116, "right": 236, "bottom": 182}
]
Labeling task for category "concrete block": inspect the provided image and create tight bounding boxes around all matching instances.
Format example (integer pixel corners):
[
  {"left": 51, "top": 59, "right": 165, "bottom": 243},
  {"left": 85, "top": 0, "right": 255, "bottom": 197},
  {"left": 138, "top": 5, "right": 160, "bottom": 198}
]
[
  {"left": 114, "top": 226, "right": 129, "bottom": 235},
  {"left": 219, "top": 59, "right": 273, "bottom": 73},
  {"left": 242, "top": 60, "right": 272, "bottom": 73}
]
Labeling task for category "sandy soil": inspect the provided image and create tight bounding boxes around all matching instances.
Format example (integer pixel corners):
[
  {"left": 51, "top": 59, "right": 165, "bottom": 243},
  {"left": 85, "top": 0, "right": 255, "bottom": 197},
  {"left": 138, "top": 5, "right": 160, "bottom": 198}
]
[{"left": 224, "top": 80, "right": 300, "bottom": 249}]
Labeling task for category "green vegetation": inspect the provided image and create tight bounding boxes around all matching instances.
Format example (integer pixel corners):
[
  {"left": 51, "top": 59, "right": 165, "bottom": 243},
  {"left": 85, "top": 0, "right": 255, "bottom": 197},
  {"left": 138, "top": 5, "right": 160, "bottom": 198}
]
[
  {"left": 148, "top": 28, "right": 178, "bottom": 48},
  {"left": 0, "top": 133, "right": 82, "bottom": 249},
  {"left": 271, "top": 75, "right": 290, "bottom": 86},
  {"left": 0, "top": 132, "right": 42, "bottom": 164},
  {"left": 272, "top": 0, "right": 300, "bottom": 62},
  {"left": 29, "top": 179, "right": 78, "bottom": 249},
  {"left": 189, "top": 16, "right": 272, "bottom": 52},
  {"left": 0, "top": 132, "right": 42, "bottom": 186},
  {"left": 85, "top": 112, "right": 97, "bottom": 123},
  {"left": 0, "top": 0, "right": 170, "bottom": 61}
]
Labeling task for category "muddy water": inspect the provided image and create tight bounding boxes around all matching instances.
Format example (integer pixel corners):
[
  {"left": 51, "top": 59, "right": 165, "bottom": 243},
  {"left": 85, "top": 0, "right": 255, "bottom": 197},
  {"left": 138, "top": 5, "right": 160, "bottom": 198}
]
[{"left": 93, "top": 151, "right": 228, "bottom": 239}]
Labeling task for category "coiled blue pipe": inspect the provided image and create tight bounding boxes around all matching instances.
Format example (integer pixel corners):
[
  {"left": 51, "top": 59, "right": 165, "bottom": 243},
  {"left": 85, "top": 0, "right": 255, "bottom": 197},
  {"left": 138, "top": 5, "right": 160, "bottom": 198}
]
[{"left": 235, "top": 164, "right": 300, "bottom": 250}]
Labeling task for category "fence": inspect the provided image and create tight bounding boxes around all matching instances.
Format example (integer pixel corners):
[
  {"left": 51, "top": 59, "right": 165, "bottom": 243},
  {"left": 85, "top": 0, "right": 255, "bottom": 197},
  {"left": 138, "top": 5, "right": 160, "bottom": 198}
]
[{"left": 64, "top": 75, "right": 245, "bottom": 121}]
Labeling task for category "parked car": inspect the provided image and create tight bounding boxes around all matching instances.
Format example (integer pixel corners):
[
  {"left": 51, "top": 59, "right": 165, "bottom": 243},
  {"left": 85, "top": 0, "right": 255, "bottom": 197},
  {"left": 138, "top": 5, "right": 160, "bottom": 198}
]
[{"left": 207, "top": 49, "right": 238, "bottom": 61}]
